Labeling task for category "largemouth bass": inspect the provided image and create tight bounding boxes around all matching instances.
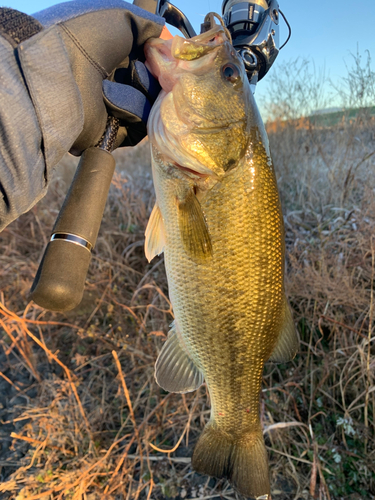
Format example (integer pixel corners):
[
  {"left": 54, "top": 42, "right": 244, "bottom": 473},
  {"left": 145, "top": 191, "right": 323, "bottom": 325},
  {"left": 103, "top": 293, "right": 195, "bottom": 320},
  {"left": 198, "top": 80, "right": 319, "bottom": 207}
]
[{"left": 144, "top": 16, "right": 298, "bottom": 499}]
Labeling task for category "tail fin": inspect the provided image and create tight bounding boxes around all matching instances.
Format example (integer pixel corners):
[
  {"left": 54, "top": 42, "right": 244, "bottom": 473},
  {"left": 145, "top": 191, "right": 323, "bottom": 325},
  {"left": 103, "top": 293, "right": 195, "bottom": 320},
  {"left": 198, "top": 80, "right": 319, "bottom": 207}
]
[{"left": 192, "top": 423, "right": 270, "bottom": 499}]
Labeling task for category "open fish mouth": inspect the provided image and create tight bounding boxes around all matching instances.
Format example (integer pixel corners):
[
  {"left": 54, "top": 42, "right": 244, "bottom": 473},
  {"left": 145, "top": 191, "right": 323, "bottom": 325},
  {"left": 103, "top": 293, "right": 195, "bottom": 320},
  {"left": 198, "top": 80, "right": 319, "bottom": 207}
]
[
  {"left": 145, "top": 17, "right": 235, "bottom": 93},
  {"left": 171, "top": 22, "right": 231, "bottom": 62}
]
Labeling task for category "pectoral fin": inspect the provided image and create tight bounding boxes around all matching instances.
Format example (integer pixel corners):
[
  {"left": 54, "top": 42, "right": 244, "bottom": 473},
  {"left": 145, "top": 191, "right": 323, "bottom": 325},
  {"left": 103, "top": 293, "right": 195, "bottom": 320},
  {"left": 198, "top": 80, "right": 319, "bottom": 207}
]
[
  {"left": 155, "top": 321, "right": 204, "bottom": 393},
  {"left": 178, "top": 189, "right": 212, "bottom": 261},
  {"left": 145, "top": 203, "right": 165, "bottom": 262},
  {"left": 269, "top": 300, "right": 299, "bottom": 363}
]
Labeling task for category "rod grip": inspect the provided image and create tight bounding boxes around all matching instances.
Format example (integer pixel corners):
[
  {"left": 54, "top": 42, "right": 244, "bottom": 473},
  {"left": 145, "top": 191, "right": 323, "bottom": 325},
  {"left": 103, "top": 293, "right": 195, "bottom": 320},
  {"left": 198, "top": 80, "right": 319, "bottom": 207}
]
[{"left": 29, "top": 147, "right": 116, "bottom": 312}]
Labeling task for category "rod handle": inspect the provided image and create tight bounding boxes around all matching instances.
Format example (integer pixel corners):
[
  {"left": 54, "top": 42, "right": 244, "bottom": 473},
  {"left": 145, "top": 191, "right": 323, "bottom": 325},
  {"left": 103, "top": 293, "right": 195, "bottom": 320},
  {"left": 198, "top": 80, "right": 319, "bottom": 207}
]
[{"left": 29, "top": 147, "right": 116, "bottom": 312}]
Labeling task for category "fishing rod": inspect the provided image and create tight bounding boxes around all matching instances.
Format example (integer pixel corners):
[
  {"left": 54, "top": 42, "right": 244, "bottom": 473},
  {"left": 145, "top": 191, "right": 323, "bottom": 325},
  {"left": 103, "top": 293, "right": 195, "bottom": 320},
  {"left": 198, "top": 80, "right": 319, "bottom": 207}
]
[{"left": 29, "top": 0, "right": 290, "bottom": 312}]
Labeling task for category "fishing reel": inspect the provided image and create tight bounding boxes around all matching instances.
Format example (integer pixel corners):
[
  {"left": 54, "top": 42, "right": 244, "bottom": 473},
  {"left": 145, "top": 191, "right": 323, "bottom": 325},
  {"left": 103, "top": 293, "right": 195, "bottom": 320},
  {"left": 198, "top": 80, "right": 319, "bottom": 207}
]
[
  {"left": 29, "top": 0, "right": 290, "bottom": 312},
  {"left": 155, "top": 0, "right": 291, "bottom": 89},
  {"left": 221, "top": 0, "right": 290, "bottom": 87}
]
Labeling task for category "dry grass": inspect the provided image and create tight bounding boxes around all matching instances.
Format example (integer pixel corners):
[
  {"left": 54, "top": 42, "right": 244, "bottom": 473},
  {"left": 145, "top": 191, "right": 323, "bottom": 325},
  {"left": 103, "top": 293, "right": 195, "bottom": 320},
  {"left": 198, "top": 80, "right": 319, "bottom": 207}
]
[{"left": 0, "top": 107, "right": 374, "bottom": 500}]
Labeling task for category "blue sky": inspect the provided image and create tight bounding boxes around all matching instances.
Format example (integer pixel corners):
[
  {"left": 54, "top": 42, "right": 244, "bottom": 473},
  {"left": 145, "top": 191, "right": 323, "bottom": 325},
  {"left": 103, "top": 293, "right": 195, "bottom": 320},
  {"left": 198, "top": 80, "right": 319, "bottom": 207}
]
[{"left": 4, "top": 0, "right": 375, "bottom": 113}]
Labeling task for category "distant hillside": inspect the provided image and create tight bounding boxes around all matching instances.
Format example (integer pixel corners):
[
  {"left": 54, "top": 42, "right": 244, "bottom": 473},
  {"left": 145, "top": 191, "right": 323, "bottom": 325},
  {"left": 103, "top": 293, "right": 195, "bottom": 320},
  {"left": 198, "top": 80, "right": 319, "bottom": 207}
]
[
  {"left": 266, "top": 106, "right": 375, "bottom": 130},
  {"left": 307, "top": 106, "right": 375, "bottom": 127}
]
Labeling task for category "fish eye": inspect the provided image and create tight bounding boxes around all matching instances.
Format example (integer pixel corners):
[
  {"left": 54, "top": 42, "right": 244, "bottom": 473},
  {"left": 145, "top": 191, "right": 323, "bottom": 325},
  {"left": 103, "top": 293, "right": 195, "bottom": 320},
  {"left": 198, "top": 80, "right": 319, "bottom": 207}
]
[{"left": 221, "top": 63, "right": 240, "bottom": 83}]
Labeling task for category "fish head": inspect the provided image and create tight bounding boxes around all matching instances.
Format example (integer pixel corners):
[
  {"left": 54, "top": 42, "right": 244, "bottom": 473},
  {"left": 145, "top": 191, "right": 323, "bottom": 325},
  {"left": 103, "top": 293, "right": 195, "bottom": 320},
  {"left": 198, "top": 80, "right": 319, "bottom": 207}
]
[{"left": 145, "top": 19, "right": 253, "bottom": 178}]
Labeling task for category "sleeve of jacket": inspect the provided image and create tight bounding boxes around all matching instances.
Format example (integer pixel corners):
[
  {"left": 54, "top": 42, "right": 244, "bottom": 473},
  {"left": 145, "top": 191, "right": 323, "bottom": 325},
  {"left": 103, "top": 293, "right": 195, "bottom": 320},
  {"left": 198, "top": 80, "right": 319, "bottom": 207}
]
[{"left": 0, "top": 28, "right": 84, "bottom": 232}]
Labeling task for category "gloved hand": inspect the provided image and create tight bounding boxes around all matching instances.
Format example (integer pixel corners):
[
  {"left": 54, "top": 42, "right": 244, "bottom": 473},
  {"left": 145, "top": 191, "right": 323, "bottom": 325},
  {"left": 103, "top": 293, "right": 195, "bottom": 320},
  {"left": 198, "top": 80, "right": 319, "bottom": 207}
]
[
  {"left": 0, "top": 1, "right": 163, "bottom": 231},
  {"left": 32, "top": 0, "right": 164, "bottom": 154}
]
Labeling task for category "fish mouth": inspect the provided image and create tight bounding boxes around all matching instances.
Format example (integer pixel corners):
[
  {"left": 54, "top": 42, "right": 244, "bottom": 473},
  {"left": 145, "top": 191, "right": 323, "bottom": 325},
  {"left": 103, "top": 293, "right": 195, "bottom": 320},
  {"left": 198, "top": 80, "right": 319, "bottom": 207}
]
[{"left": 145, "top": 22, "right": 233, "bottom": 92}]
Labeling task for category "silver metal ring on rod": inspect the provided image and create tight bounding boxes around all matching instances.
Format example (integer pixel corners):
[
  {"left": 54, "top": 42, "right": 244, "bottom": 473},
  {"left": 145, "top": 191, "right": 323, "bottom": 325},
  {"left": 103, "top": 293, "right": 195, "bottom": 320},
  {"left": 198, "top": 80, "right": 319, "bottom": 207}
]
[{"left": 50, "top": 233, "right": 93, "bottom": 252}]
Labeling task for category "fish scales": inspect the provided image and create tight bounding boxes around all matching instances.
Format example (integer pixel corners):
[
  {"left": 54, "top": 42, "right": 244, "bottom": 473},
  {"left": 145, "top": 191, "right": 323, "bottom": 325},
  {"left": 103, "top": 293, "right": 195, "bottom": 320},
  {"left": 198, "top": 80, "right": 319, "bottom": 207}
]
[
  {"left": 154, "top": 132, "right": 283, "bottom": 430},
  {"left": 145, "top": 17, "right": 298, "bottom": 500}
]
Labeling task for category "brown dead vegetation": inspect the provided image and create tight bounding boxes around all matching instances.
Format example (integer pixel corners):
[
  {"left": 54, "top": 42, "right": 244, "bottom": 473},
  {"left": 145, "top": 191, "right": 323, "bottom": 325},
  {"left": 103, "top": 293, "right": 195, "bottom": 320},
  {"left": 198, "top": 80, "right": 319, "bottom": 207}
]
[{"left": 1, "top": 58, "right": 375, "bottom": 499}]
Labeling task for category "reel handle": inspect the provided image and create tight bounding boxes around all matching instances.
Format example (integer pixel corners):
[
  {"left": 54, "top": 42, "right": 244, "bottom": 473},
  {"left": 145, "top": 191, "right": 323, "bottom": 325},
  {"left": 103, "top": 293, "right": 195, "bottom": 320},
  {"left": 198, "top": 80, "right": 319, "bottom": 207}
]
[{"left": 29, "top": 147, "right": 115, "bottom": 312}]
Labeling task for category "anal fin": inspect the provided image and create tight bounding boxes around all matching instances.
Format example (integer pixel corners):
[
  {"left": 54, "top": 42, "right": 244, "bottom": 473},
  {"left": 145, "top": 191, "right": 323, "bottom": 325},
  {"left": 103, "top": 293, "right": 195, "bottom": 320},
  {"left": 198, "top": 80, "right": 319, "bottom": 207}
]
[
  {"left": 178, "top": 189, "right": 212, "bottom": 262},
  {"left": 269, "top": 299, "right": 299, "bottom": 363},
  {"left": 145, "top": 203, "right": 165, "bottom": 262},
  {"left": 155, "top": 322, "right": 204, "bottom": 393}
]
